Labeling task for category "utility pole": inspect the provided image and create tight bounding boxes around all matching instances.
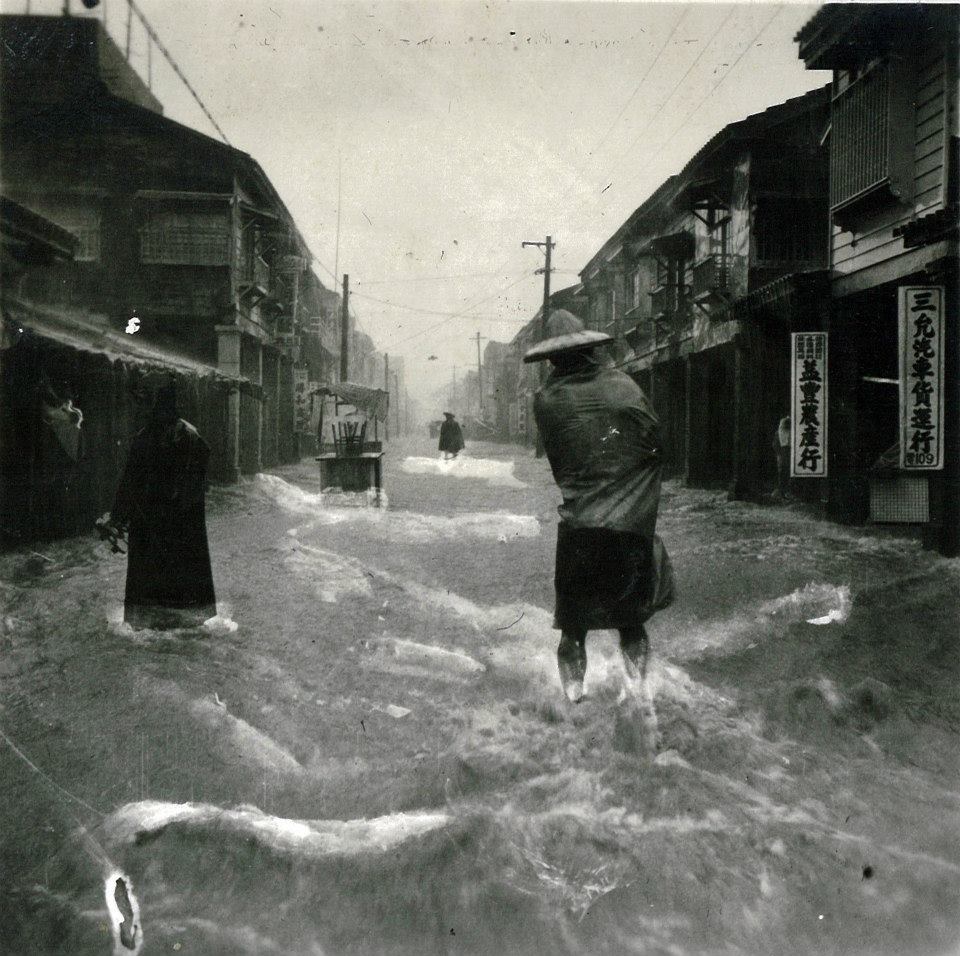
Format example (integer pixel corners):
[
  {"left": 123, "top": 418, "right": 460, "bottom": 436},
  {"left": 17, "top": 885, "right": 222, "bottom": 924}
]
[
  {"left": 522, "top": 235, "right": 555, "bottom": 353},
  {"left": 383, "top": 352, "right": 389, "bottom": 441},
  {"left": 394, "top": 371, "right": 401, "bottom": 437},
  {"left": 471, "top": 331, "right": 486, "bottom": 421},
  {"left": 521, "top": 235, "right": 555, "bottom": 455},
  {"left": 339, "top": 274, "right": 349, "bottom": 383}
]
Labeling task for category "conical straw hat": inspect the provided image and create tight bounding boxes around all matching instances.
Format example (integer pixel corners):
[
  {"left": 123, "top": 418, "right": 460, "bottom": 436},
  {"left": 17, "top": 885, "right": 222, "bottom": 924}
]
[{"left": 522, "top": 309, "right": 613, "bottom": 363}]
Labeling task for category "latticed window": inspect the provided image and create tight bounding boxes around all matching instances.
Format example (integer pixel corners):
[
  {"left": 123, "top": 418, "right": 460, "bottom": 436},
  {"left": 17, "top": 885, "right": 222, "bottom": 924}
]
[
  {"left": 830, "top": 59, "right": 890, "bottom": 208},
  {"left": 140, "top": 210, "right": 230, "bottom": 265}
]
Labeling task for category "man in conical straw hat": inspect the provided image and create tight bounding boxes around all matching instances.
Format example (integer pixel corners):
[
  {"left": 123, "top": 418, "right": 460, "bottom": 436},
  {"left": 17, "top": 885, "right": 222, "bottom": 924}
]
[{"left": 525, "top": 310, "right": 674, "bottom": 709}]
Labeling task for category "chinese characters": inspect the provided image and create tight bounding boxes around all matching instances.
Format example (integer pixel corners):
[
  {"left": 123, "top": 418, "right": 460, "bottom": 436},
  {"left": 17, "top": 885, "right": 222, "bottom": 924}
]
[
  {"left": 791, "top": 332, "right": 827, "bottom": 477},
  {"left": 900, "top": 287, "right": 944, "bottom": 470}
]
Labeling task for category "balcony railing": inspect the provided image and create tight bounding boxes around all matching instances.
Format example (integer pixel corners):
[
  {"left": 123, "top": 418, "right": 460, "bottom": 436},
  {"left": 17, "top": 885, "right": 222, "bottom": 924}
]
[
  {"left": 692, "top": 255, "right": 728, "bottom": 300},
  {"left": 241, "top": 253, "right": 271, "bottom": 293},
  {"left": 831, "top": 61, "right": 889, "bottom": 209}
]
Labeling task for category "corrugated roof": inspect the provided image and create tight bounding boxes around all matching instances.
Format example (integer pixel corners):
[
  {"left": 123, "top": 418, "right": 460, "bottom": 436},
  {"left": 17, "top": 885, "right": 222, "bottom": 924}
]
[
  {"left": 2, "top": 294, "right": 259, "bottom": 394},
  {"left": 1, "top": 196, "right": 77, "bottom": 260}
]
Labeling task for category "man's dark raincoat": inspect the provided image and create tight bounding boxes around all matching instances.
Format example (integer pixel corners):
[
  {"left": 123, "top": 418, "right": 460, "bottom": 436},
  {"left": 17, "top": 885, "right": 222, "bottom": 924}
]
[
  {"left": 438, "top": 417, "right": 465, "bottom": 455},
  {"left": 534, "top": 359, "right": 672, "bottom": 630},
  {"left": 111, "top": 416, "right": 216, "bottom": 628}
]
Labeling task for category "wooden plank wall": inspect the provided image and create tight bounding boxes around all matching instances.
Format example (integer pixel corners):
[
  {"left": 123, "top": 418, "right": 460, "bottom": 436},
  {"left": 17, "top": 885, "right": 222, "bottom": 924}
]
[{"left": 831, "top": 38, "right": 947, "bottom": 275}]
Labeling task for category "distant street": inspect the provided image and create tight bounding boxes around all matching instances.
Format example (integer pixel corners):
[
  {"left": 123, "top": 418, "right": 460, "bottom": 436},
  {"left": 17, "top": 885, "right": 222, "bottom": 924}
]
[{"left": 2, "top": 438, "right": 959, "bottom": 955}]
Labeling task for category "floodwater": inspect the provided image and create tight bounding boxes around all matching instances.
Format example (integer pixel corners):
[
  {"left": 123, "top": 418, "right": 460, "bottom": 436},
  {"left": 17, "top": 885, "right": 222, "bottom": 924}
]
[{"left": 1, "top": 439, "right": 958, "bottom": 955}]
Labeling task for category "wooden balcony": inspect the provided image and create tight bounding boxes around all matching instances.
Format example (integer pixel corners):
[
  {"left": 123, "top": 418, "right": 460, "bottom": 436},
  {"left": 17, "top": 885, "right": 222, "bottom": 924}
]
[
  {"left": 239, "top": 254, "right": 272, "bottom": 306},
  {"left": 691, "top": 255, "right": 728, "bottom": 301}
]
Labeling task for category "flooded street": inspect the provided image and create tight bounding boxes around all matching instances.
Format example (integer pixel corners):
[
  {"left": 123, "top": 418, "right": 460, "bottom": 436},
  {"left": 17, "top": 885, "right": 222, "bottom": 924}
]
[{"left": 2, "top": 438, "right": 958, "bottom": 955}]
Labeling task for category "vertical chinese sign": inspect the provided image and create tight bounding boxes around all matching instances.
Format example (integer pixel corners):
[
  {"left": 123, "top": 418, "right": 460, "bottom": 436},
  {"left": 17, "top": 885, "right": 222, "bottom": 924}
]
[
  {"left": 293, "top": 367, "right": 310, "bottom": 432},
  {"left": 791, "top": 332, "right": 828, "bottom": 477},
  {"left": 899, "top": 286, "right": 945, "bottom": 470}
]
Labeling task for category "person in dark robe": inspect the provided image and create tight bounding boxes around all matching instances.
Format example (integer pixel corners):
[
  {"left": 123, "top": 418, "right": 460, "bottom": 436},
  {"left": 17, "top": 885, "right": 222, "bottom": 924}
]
[
  {"left": 526, "top": 310, "right": 673, "bottom": 705},
  {"left": 107, "top": 383, "right": 216, "bottom": 629},
  {"left": 438, "top": 411, "right": 465, "bottom": 460}
]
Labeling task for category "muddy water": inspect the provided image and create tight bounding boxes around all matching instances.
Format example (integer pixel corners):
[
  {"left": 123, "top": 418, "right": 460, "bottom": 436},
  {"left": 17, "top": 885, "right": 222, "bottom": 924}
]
[{"left": 2, "top": 452, "right": 959, "bottom": 955}]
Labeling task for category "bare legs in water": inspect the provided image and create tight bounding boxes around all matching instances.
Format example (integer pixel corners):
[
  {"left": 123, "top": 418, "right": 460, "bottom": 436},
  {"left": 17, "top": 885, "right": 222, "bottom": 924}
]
[
  {"left": 558, "top": 625, "right": 660, "bottom": 749},
  {"left": 558, "top": 625, "right": 649, "bottom": 701}
]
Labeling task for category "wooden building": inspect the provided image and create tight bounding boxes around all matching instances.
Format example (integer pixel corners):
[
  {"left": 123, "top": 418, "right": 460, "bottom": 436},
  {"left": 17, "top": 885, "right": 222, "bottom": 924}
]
[
  {"left": 1, "top": 197, "right": 245, "bottom": 540},
  {"left": 0, "top": 13, "right": 314, "bottom": 481},
  {"left": 796, "top": 3, "right": 959, "bottom": 555},
  {"left": 580, "top": 86, "right": 831, "bottom": 497}
]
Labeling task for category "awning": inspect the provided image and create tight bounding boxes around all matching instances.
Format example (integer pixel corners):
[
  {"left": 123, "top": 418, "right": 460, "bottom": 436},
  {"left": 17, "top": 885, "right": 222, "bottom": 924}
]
[
  {"left": 633, "top": 231, "right": 695, "bottom": 261},
  {"left": 1, "top": 295, "right": 262, "bottom": 397},
  {"left": 893, "top": 205, "right": 959, "bottom": 249},
  {"left": 1, "top": 196, "right": 77, "bottom": 262},
  {"left": 313, "top": 381, "right": 389, "bottom": 422},
  {"left": 707, "top": 269, "right": 829, "bottom": 324},
  {"left": 675, "top": 175, "right": 731, "bottom": 210}
]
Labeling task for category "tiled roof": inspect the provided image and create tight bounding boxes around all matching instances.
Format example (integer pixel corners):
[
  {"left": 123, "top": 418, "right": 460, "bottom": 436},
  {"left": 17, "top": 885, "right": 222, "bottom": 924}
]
[{"left": 580, "top": 86, "right": 829, "bottom": 278}]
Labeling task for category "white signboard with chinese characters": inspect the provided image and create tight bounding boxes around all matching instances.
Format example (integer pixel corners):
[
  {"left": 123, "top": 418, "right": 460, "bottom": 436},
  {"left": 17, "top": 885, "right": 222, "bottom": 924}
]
[
  {"left": 293, "top": 367, "right": 310, "bottom": 431},
  {"left": 791, "top": 332, "right": 828, "bottom": 477},
  {"left": 899, "top": 286, "right": 945, "bottom": 470}
]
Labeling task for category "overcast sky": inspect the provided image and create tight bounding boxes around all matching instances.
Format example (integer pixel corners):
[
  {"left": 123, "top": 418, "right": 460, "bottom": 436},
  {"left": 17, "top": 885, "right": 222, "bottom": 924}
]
[{"left": 29, "top": 0, "right": 828, "bottom": 405}]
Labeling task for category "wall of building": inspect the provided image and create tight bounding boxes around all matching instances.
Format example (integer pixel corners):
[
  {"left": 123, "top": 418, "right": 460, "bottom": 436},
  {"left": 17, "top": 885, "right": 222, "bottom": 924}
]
[
  {"left": 1, "top": 332, "right": 233, "bottom": 541},
  {"left": 830, "top": 36, "right": 951, "bottom": 278}
]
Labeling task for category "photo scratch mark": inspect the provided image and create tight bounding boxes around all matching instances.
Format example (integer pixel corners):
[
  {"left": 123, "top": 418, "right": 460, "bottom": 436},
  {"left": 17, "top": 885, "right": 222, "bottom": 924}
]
[{"left": 105, "top": 871, "right": 142, "bottom": 954}]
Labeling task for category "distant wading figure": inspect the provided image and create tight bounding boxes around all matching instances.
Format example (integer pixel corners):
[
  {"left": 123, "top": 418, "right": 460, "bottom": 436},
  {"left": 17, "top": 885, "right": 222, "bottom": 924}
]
[
  {"left": 108, "top": 383, "right": 216, "bottom": 629},
  {"left": 526, "top": 310, "right": 674, "bottom": 708},
  {"left": 438, "top": 411, "right": 465, "bottom": 460}
]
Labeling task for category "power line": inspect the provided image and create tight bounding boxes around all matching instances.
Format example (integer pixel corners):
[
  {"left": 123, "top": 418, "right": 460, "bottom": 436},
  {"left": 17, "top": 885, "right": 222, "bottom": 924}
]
[
  {"left": 352, "top": 284, "right": 538, "bottom": 319},
  {"left": 125, "top": 0, "right": 231, "bottom": 145},
  {"left": 585, "top": 8, "right": 689, "bottom": 160},
  {"left": 595, "top": 5, "right": 738, "bottom": 191},
  {"left": 355, "top": 271, "right": 528, "bottom": 286},
  {"left": 658, "top": 6, "right": 785, "bottom": 153},
  {"left": 376, "top": 273, "right": 532, "bottom": 349}
]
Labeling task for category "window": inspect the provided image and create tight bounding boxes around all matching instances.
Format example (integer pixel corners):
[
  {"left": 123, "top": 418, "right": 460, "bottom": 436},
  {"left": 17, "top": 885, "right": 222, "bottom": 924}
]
[
  {"left": 652, "top": 256, "right": 687, "bottom": 316},
  {"left": 632, "top": 269, "right": 642, "bottom": 309},
  {"left": 830, "top": 56, "right": 913, "bottom": 212},
  {"left": 140, "top": 209, "right": 230, "bottom": 265}
]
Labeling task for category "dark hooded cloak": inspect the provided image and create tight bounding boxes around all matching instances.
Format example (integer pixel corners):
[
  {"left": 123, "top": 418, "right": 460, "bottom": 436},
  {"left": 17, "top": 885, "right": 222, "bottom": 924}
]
[
  {"left": 111, "top": 394, "right": 216, "bottom": 628},
  {"left": 438, "top": 416, "right": 465, "bottom": 454},
  {"left": 534, "top": 355, "right": 672, "bottom": 630}
]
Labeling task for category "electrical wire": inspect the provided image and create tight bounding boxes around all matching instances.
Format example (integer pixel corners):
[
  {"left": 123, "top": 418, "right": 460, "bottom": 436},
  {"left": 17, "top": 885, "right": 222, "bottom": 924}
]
[
  {"left": 355, "top": 271, "right": 529, "bottom": 286},
  {"left": 375, "top": 273, "right": 533, "bottom": 349},
  {"left": 585, "top": 8, "right": 689, "bottom": 160},
  {"left": 657, "top": 6, "right": 786, "bottom": 153},
  {"left": 597, "top": 5, "right": 738, "bottom": 190},
  {"left": 125, "top": 0, "right": 231, "bottom": 145},
  {"left": 350, "top": 287, "right": 534, "bottom": 320}
]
